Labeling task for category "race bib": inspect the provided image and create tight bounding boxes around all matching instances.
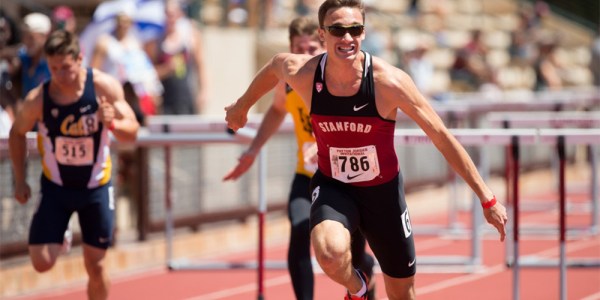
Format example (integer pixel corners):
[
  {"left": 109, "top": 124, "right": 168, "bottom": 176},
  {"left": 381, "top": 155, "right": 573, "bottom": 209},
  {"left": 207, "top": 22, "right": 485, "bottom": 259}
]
[
  {"left": 330, "top": 145, "right": 380, "bottom": 183},
  {"left": 55, "top": 137, "right": 94, "bottom": 166}
]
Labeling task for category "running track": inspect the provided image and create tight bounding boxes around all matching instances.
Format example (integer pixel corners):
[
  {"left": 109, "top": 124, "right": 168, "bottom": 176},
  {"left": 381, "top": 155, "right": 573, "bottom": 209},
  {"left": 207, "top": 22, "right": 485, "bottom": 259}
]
[{"left": 8, "top": 190, "right": 600, "bottom": 300}]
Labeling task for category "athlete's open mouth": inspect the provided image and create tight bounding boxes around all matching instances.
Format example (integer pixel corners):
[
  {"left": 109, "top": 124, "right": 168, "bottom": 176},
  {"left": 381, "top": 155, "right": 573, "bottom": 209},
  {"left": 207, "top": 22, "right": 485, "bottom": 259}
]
[{"left": 337, "top": 45, "right": 356, "bottom": 53}]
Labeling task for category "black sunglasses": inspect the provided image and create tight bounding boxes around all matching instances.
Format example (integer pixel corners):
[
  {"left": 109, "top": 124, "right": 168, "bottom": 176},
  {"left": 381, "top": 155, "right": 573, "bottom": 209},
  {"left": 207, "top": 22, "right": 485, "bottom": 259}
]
[{"left": 323, "top": 24, "right": 364, "bottom": 37}]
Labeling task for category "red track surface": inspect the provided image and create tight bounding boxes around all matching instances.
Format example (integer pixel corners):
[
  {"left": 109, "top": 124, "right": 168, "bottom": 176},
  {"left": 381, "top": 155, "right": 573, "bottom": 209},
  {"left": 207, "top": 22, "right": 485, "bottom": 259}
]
[{"left": 8, "top": 191, "right": 600, "bottom": 300}]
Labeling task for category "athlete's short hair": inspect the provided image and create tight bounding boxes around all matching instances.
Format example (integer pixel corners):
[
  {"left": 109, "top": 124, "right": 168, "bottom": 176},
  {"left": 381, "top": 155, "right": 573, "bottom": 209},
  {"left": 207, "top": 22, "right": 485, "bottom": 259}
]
[
  {"left": 288, "top": 16, "right": 321, "bottom": 44},
  {"left": 44, "top": 29, "right": 80, "bottom": 58},
  {"left": 317, "top": 0, "right": 365, "bottom": 27}
]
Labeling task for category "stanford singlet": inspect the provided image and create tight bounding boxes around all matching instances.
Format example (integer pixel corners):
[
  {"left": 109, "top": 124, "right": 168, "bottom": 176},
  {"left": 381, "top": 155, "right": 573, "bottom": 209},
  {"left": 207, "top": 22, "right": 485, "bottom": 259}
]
[
  {"left": 310, "top": 52, "right": 398, "bottom": 187},
  {"left": 38, "top": 68, "right": 112, "bottom": 189}
]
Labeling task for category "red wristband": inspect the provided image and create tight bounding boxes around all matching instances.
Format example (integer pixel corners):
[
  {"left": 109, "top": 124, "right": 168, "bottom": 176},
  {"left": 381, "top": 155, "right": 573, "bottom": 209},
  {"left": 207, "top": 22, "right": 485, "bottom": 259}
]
[
  {"left": 108, "top": 121, "right": 115, "bottom": 131},
  {"left": 482, "top": 196, "right": 497, "bottom": 209}
]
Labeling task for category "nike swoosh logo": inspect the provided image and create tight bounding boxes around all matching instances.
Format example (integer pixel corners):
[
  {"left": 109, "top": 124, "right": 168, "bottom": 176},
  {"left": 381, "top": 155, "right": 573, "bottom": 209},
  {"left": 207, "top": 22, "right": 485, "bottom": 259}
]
[
  {"left": 353, "top": 103, "right": 369, "bottom": 111},
  {"left": 346, "top": 173, "right": 363, "bottom": 180},
  {"left": 80, "top": 105, "right": 92, "bottom": 113},
  {"left": 408, "top": 258, "right": 416, "bottom": 267}
]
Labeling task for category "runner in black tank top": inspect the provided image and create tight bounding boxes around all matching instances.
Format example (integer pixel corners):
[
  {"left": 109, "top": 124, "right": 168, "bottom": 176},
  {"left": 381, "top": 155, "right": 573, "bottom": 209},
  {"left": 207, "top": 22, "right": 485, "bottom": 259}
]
[
  {"left": 9, "top": 30, "right": 140, "bottom": 300},
  {"left": 223, "top": 18, "right": 376, "bottom": 300},
  {"left": 309, "top": 51, "right": 416, "bottom": 280},
  {"left": 310, "top": 51, "right": 397, "bottom": 187},
  {"left": 224, "top": 1, "right": 507, "bottom": 298}
]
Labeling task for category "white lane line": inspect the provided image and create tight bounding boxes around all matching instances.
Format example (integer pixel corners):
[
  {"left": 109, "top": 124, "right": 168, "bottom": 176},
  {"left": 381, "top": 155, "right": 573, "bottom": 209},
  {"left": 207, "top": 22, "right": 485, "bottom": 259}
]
[{"left": 581, "top": 291, "right": 600, "bottom": 300}]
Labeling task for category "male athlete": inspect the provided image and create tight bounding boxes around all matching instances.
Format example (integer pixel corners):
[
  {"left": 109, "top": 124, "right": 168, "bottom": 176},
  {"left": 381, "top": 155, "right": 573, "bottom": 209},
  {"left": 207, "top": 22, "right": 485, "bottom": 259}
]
[
  {"left": 9, "top": 30, "right": 139, "bottom": 300},
  {"left": 223, "top": 16, "right": 376, "bottom": 299},
  {"left": 225, "top": 0, "right": 508, "bottom": 299}
]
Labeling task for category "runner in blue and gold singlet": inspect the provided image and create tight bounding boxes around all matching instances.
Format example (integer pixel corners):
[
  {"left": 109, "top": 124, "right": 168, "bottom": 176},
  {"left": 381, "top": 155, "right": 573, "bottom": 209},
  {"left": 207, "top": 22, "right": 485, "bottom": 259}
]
[{"left": 9, "top": 30, "right": 139, "bottom": 300}]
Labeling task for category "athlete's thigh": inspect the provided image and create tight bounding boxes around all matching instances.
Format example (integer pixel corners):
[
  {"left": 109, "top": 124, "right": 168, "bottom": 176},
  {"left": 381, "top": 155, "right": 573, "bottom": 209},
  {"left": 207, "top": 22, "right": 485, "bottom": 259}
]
[
  {"left": 309, "top": 170, "right": 360, "bottom": 233},
  {"left": 29, "top": 177, "right": 73, "bottom": 245},
  {"left": 77, "top": 184, "right": 115, "bottom": 249},
  {"left": 357, "top": 174, "right": 416, "bottom": 278}
]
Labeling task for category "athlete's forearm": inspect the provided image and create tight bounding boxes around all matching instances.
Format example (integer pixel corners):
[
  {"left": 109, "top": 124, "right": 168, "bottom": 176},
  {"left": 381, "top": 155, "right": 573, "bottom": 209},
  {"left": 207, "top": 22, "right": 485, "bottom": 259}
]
[
  {"left": 110, "top": 117, "right": 139, "bottom": 143},
  {"left": 8, "top": 130, "right": 28, "bottom": 184},
  {"left": 247, "top": 106, "right": 287, "bottom": 155},
  {"left": 431, "top": 130, "right": 494, "bottom": 203},
  {"left": 237, "top": 55, "right": 286, "bottom": 112}
]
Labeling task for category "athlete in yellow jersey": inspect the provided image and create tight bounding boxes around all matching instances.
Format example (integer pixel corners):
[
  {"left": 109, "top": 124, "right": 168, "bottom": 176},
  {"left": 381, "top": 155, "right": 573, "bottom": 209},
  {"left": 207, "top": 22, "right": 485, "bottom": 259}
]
[{"left": 223, "top": 17, "right": 375, "bottom": 300}]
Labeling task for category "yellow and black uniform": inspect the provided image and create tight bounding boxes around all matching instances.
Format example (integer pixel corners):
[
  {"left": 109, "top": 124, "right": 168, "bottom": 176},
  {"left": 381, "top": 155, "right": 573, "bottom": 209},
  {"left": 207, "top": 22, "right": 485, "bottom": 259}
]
[
  {"left": 30, "top": 68, "right": 115, "bottom": 249},
  {"left": 284, "top": 84, "right": 316, "bottom": 177}
]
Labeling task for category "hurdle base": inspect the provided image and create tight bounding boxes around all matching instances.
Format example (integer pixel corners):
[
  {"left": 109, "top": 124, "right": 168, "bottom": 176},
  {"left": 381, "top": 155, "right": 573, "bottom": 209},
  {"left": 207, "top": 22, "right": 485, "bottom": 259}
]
[
  {"left": 168, "top": 259, "right": 288, "bottom": 271},
  {"left": 506, "top": 257, "right": 600, "bottom": 268}
]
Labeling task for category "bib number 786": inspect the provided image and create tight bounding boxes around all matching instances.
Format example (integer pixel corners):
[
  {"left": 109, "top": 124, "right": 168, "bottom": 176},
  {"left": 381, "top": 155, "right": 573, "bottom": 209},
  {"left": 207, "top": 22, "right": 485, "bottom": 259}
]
[
  {"left": 330, "top": 145, "right": 380, "bottom": 183},
  {"left": 338, "top": 156, "right": 370, "bottom": 172}
]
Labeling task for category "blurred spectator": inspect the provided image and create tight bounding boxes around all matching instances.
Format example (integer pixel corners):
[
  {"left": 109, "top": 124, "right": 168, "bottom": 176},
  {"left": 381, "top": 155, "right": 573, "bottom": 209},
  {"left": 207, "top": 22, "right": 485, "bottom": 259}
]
[
  {"left": 591, "top": 29, "right": 600, "bottom": 87},
  {"left": 408, "top": 0, "right": 419, "bottom": 17},
  {"left": 532, "top": 0, "right": 550, "bottom": 28},
  {"left": 295, "top": 0, "right": 320, "bottom": 16},
  {"left": 508, "top": 30, "right": 535, "bottom": 66},
  {"left": 52, "top": 5, "right": 77, "bottom": 33},
  {"left": 90, "top": 9, "right": 162, "bottom": 118},
  {"left": 144, "top": 0, "right": 209, "bottom": 115},
  {"left": 450, "top": 29, "right": 494, "bottom": 92},
  {"left": 227, "top": 0, "right": 248, "bottom": 26},
  {"left": 403, "top": 42, "right": 436, "bottom": 98},
  {"left": 0, "top": 11, "right": 21, "bottom": 121},
  {"left": 15, "top": 13, "right": 51, "bottom": 99},
  {"left": 534, "top": 38, "right": 563, "bottom": 91}
]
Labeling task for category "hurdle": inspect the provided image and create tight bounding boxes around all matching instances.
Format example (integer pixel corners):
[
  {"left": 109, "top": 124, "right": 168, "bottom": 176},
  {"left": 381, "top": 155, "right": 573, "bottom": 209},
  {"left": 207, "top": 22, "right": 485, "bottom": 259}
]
[
  {"left": 135, "top": 125, "right": 278, "bottom": 300},
  {"left": 501, "top": 129, "right": 600, "bottom": 300},
  {"left": 396, "top": 106, "right": 474, "bottom": 237},
  {"left": 147, "top": 117, "right": 490, "bottom": 273},
  {"left": 487, "top": 111, "right": 600, "bottom": 235}
]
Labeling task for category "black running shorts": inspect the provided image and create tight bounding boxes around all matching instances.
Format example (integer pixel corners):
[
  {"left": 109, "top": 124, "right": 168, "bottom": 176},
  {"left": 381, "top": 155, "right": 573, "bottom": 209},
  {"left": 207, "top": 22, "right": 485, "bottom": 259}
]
[
  {"left": 309, "top": 170, "right": 416, "bottom": 278},
  {"left": 29, "top": 176, "right": 115, "bottom": 249}
]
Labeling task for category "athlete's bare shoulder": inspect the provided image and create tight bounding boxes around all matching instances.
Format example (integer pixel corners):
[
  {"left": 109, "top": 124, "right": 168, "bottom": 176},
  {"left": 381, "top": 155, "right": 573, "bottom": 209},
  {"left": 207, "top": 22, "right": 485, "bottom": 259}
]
[
  {"left": 91, "top": 68, "right": 123, "bottom": 103},
  {"left": 371, "top": 56, "right": 409, "bottom": 90},
  {"left": 275, "top": 53, "right": 320, "bottom": 77},
  {"left": 11, "top": 84, "right": 44, "bottom": 134},
  {"left": 371, "top": 55, "right": 423, "bottom": 118},
  {"left": 284, "top": 54, "right": 321, "bottom": 107}
]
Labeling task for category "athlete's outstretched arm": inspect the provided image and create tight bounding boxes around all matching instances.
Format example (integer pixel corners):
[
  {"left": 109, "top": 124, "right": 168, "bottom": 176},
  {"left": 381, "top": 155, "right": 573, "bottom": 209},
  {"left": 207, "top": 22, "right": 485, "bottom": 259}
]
[
  {"left": 376, "top": 60, "right": 508, "bottom": 241},
  {"left": 223, "top": 81, "right": 288, "bottom": 181},
  {"left": 225, "top": 53, "right": 303, "bottom": 132},
  {"left": 9, "top": 86, "right": 43, "bottom": 204}
]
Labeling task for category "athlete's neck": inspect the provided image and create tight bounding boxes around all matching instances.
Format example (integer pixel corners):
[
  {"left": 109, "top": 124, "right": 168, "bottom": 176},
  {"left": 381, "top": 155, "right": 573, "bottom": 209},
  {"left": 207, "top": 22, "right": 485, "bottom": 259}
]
[
  {"left": 49, "top": 68, "right": 87, "bottom": 105},
  {"left": 324, "top": 52, "right": 364, "bottom": 96}
]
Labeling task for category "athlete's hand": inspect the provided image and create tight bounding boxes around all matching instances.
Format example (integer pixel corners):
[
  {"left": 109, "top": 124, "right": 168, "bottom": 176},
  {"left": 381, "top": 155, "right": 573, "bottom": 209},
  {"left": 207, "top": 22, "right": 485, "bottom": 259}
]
[
  {"left": 223, "top": 150, "right": 257, "bottom": 181},
  {"left": 224, "top": 100, "right": 248, "bottom": 132},
  {"left": 97, "top": 95, "right": 116, "bottom": 130},
  {"left": 483, "top": 201, "right": 508, "bottom": 242},
  {"left": 14, "top": 181, "right": 31, "bottom": 204},
  {"left": 302, "top": 142, "right": 318, "bottom": 173}
]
